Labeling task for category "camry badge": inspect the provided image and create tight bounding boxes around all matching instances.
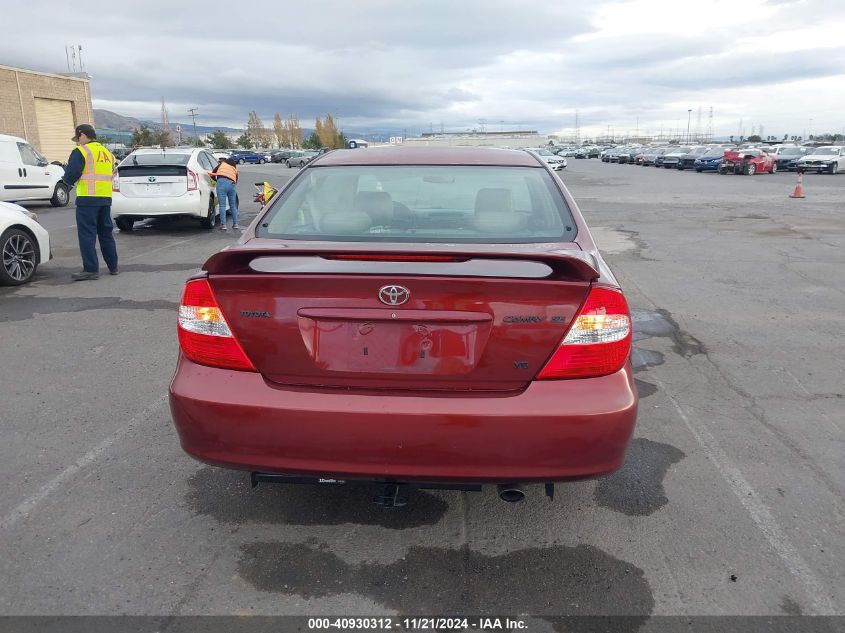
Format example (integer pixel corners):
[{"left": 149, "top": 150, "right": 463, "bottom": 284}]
[{"left": 379, "top": 285, "right": 410, "bottom": 306}]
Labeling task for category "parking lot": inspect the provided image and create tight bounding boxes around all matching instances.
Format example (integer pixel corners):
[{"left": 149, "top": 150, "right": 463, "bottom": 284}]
[{"left": 1, "top": 159, "right": 842, "bottom": 624}]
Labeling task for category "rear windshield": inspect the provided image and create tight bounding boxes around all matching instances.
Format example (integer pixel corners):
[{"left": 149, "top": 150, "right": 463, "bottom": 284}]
[
  {"left": 121, "top": 153, "right": 191, "bottom": 166},
  {"left": 257, "top": 165, "right": 577, "bottom": 243}
]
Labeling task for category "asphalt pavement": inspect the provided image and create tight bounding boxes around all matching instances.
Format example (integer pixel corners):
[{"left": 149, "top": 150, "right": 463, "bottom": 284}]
[{"left": 0, "top": 159, "right": 842, "bottom": 623}]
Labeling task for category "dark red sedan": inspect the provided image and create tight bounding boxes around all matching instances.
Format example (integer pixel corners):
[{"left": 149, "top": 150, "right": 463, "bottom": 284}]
[{"left": 169, "top": 147, "right": 637, "bottom": 501}]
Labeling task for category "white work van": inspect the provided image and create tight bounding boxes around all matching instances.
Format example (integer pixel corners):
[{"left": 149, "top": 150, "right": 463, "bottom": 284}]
[{"left": 0, "top": 134, "right": 69, "bottom": 206}]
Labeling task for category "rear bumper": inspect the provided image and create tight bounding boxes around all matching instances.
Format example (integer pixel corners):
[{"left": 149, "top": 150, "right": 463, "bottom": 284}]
[
  {"left": 169, "top": 356, "right": 638, "bottom": 483},
  {"left": 111, "top": 191, "right": 206, "bottom": 218}
]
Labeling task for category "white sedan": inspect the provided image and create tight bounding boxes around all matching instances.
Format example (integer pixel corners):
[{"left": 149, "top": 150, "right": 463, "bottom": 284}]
[
  {"left": 111, "top": 148, "right": 220, "bottom": 231},
  {"left": 525, "top": 148, "right": 567, "bottom": 171},
  {"left": 0, "top": 201, "right": 50, "bottom": 285},
  {"left": 796, "top": 146, "right": 845, "bottom": 174}
]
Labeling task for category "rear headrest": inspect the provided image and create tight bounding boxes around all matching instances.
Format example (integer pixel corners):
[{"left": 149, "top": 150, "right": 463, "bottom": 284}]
[
  {"left": 474, "top": 188, "right": 513, "bottom": 214},
  {"left": 473, "top": 212, "right": 527, "bottom": 234},
  {"left": 354, "top": 191, "right": 393, "bottom": 225},
  {"left": 319, "top": 212, "right": 372, "bottom": 235}
]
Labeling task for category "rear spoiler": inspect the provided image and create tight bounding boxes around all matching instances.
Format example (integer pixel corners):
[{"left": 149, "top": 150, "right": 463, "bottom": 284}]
[{"left": 203, "top": 246, "right": 600, "bottom": 282}]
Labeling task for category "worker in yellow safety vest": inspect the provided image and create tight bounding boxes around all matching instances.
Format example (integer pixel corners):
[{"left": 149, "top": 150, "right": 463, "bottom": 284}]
[{"left": 61, "top": 124, "right": 119, "bottom": 280}]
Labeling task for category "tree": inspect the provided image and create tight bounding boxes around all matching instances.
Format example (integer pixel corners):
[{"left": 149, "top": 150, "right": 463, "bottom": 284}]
[
  {"left": 747, "top": 135, "right": 762, "bottom": 142},
  {"left": 316, "top": 113, "right": 344, "bottom": 148},
  {"left": 155, "top": 129, "right": 175, "bottom": 147},
  {"left": 247, "top": 111, "right": 273, "bottom": 148},
  {"left": 273, "top": 113, "right": 290, "bottom": 148},
  {"left": 130, "top": 124, "right": 157, "bottom": 147},
  {"left": 206, "top": 130, "right": 233, "bottom": 149},
  {"left": 302, "top": 131, "right": 322, "bottom": 149},
  {"left": 289, "top": 114, "right": 303, "bottom": 148},
  {"left": 235, "top": 133, "right": 253, "bottom": 149}
]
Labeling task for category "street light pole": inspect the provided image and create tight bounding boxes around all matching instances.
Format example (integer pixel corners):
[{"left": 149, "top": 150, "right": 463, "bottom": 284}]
[{"left": 687, "top": 109, "right": 692, "bottom": 143}]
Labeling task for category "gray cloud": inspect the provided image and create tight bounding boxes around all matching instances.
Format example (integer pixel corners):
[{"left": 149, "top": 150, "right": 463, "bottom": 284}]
[{"left": 1, "top": 0, "right": 844, "bottom": 136}]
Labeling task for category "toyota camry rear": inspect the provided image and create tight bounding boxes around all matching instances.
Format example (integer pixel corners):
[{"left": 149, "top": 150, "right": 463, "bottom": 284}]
[{"left": 169, "top": 147, "right": 637, "bottom": 487}]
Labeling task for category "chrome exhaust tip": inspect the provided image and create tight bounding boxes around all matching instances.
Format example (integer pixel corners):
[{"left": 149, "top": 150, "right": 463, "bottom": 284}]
[{"left": 497, "top": 484, "right": 525, "bottom": 503}]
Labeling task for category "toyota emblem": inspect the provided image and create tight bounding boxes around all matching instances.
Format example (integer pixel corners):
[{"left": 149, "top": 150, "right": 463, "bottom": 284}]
[
  {"left": 148, "top": 176, "right": 157, "bottom": 182},
  {"left": 378, "top": 285, "right": 410, "bottom": 306}
]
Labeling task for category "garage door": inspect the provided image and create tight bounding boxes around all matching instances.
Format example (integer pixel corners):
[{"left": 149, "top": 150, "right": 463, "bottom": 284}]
[{"left": 34, "top": 98, "right": 75, "bottom": 162}]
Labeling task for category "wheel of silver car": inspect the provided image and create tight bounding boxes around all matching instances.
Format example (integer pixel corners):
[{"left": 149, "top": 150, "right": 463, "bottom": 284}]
[
  {"left": 0, "top": 228, "right": 38, "bottom": 286},
  {"left": 286, "top": 160, "right": 292, "bottom": 168},
  {"left": 831, "top": 163, "right": 839, "bottom": 174}
]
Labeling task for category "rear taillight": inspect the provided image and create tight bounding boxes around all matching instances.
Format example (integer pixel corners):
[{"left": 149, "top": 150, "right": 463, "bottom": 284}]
[
  {"left": 187, "top": 169, "right": 199, "bottom": 191},
  {"left": 177, "top": 279, "right": 256, "bottom": 372},
  {"left": 537, "top": 286, "right": 632, "bottom": 380},
  {"left": 112, "top": 171, "right": 120, "bottom": 192}
]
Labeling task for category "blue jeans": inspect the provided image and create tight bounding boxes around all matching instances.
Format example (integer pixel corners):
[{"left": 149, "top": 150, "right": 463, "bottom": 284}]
[
  {"left": 217, "top": 178, "right": 238, "bottom": 226},
  {"left": 76, "top": 203, "right": 118, "bottom": 273}
]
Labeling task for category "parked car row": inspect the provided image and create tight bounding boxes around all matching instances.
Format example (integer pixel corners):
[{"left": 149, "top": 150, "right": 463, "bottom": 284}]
[
  {"left": 600, "top": 143, "right": 845, "bottom": 175},
  {"left": 550, "top": 145, "right": 603, "bottom": 159}
]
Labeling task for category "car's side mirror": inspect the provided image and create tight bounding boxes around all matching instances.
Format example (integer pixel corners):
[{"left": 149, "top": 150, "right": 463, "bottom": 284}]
[{"left": 37, "top": 159, "right": 49, "bottom": 167}]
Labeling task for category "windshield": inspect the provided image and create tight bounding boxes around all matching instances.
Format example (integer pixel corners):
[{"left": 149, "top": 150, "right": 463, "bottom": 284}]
[
  {"left": 257, "top": 165, "right": 576, "bottom": 244},
  {"left": 534, "top": 149, "right": 553, "bottom": 156},
  {"left": 808, "top": 147, "right": 839, "bottom": 155},
  {"left": 122, "top": 153, "right": 191, "bottom": 166},
  {"left": 777, "top": 147, "right": 804, "bottom": 155}
]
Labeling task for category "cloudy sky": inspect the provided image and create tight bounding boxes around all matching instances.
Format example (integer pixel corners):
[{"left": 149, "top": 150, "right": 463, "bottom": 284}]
[{"left": 2, "top": 0, "right": 845, "bottom": 138}]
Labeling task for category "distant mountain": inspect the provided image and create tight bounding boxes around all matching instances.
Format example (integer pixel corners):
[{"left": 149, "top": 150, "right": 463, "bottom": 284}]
[
  {"left": 94, "top": 109, "right": 242, "bottom": 137},
  {"left": 94, "top": 109, "right": 143, "bottom": 132}
]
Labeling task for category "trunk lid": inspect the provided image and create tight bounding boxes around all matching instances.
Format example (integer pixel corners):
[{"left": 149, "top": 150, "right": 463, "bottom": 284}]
[
  {"left": 205, "top": 244, "right": 597, "bottom": 391},
  {"left": 116, "top": 165, "right": 188, "bottom": 198}
]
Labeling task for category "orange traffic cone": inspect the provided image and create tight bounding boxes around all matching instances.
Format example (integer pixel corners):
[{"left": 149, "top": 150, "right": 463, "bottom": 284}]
[{"left": 790, "top": 172, "right": 805, "bottom": 198}]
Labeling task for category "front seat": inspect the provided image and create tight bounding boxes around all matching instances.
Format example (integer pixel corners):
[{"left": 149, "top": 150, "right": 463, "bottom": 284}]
[{"left": 354, "top": 191, "right": 394, "bottom": 226}]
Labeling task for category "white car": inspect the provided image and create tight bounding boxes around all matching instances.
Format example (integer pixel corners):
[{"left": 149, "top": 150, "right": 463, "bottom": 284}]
[
  {"left": 525, "top": 148, "right": 567, "bottom": 171},
  {"left": 111, "top": 147, "right": 221, "bottom": 231},
  {"left": 212, "top": 151, "right": 231, "bottom": 161},
  {"left": 0, "top": 201, "right": 50, "bottom": 285},
  {"left": 0, "top": 134, "right": 69, "bottom": 207},
  {"left": 796, "top": 146, "right": 845, "bottom": 174}
]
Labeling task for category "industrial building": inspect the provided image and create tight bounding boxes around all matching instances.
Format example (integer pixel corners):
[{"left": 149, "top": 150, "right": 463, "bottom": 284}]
[{"left": 0, "top": 65, "right": 94, "bottom": 162}]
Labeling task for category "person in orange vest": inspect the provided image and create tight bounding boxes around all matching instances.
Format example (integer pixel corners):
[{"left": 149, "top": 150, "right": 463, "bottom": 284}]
[
  {"left": 209, "top": 157, "right": 239, "bottom": 230},
  {"left": 61, "top": 124, "right": 118, "bottom": 280}
]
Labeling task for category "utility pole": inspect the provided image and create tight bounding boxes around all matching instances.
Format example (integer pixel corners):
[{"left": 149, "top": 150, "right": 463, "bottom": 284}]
[
  {"left": 575, "top": 110, "right": 580, "bottom": 144},
  {"left": 188, "top": 108, "right": 199, "bottom": 144},
  {"left": 686, "top": 109, "right": 692, "bottom": 144},
  {"left": 161, "top": 98, "right": 170, "bottom": 135}
]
